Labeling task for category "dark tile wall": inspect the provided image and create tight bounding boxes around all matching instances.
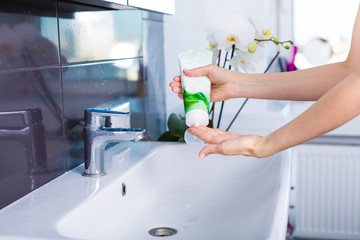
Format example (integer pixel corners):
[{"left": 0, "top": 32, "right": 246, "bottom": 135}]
[{"left": 0, "top": 0, "right": 166, "bottom": 209}]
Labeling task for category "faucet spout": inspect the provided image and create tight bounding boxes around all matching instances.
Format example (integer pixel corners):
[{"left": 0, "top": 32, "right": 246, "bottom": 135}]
[{"left": 83, "top": 109, "right": 145, "bottom": 177}]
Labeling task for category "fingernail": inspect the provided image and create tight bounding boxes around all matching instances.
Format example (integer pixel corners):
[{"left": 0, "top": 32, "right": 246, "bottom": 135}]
[{"left": 199, "top": 153, "right": 206, "bottom": 159}]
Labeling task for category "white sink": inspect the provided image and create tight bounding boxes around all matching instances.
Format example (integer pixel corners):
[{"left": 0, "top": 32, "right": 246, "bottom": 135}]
[{"left": 0, "top": 142, "right": 291, "bottom": 240}]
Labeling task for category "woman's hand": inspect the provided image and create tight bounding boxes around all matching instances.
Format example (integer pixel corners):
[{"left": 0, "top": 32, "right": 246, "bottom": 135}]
[
  {"left": 169, "top": 64, "right": 238, "bottom": 102},
  {"left": 188, "top": 125, "right": 272, "bottom": 159}
]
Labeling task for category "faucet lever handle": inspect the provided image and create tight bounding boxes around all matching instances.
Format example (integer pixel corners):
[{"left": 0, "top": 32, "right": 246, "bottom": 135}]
[{"left": 85, "top": 109, "right": 130, "bottom": 128}]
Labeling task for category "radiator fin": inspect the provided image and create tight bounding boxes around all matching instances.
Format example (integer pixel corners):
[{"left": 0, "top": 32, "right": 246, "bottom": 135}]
[{"left": 294, "top": 145, "right": 360, "bottom": 239}]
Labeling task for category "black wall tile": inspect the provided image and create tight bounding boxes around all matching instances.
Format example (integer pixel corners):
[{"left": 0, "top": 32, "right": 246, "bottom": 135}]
[
  {"left": 0, "top": 68, "right": 66, "bottom": 209},
  {"left": 0, "top": 0, "right": 60, "bottom": 71},
  {"left": 58, "top": 1, "right": 143, "bottom": 64},
  {"left": 0, "top": 0, "right": 166, "bottom": 210}
]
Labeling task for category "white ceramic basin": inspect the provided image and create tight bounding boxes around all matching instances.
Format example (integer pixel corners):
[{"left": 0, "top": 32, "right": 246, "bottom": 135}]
[{"left": 0, "top": 142, "right": 291, "bottom": 240}]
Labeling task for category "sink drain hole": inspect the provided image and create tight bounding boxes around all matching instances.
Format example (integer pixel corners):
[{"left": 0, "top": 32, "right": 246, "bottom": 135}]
[{"left": 148, "top": 227, "right": 177, "bottom": 237}]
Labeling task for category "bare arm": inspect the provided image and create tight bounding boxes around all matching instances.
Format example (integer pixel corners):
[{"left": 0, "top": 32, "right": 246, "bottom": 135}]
[
  {"left": 252, "top": 3, "right": 360, "bottom": 155},
  {"left": 189, "top": 69, "right": 360, "bottom": 158},
  {"left": 171, "top": 56, "right": 353, "bottom": 102},
  {"left": 257, "top": 70, "right": 360, "bottom": 156},
  {"left": 237, "top": 61, "right": 352, "bottom": 101},
  {"left": 171, "top": 5, "right": 360, "bottom": 102},
  {"left": 187, "top": 4, "right": 360, "bottom": 158}
]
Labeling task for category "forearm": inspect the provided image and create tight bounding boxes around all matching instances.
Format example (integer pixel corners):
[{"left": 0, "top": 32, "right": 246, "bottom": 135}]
[
  {"left": 258, "top": 71, "right": 360, "bottom": 157},
  {"left": 234, "top": 61, "right": 352, "bottom": 101}
]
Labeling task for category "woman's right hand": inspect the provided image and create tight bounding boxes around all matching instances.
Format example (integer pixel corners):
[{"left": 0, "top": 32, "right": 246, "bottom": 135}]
[{"left": 169, "top": 64, "right": 238, "bottom": 102}]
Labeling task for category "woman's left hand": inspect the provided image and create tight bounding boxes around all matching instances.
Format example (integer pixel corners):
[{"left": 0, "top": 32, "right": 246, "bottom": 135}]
[{"left": 187, "top": 125, "right": 269, "bottom": 159}]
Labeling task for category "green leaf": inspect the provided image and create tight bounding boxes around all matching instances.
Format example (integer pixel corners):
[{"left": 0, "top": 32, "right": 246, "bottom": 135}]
[
  {"left": 207, "top": 118, "right": 213, "bottom": 128},
  {"left": 167, "top": 113, "right": 189, "bottom": 139},
  {"left": 158, "top": 131, "right": 180, "bottom": 142}
]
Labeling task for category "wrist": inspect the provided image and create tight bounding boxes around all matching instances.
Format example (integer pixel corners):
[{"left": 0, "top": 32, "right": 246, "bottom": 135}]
[
  {"left": 252, "top": 135, "right": 276, "bottom": 158},
  {"left": 231, "top": 72, "right": 249, "bottom": 99}
]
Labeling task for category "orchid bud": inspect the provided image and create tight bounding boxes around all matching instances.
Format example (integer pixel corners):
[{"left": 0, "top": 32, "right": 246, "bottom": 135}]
[{"left": 248, "top": 41, "right": 257, "bottom": 53}]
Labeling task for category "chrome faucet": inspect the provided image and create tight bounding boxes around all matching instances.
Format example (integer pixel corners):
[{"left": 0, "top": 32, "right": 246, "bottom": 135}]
[{"left": 83, "top": 109, "right": 145, "bottom": 177}]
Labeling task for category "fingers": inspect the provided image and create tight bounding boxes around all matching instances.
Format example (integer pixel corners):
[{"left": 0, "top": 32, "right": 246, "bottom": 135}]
[
  {"left": 173, "top": 75, "right": 181, "bottom": 82},
  {"left": 171, "top": 86, "right": 182, "bottom": 95},
  {"left": 183, "top": 64, "right": 212, "bottom": 78},
  {"left": 199, "top": 144, "right": 223, "bottom": 159},
  {"left": 170, "top": 65, "right": 212, "bottom": 98},
  {"left": 170, "top": 75, "right": 183, "bottom": 95},
  {"left": 188, "top": 125, "right": 244, "bottom": 159},
  {"left": 188, "top": 125, "right": 225, "bottom": 144},
  {"left": 188, "top": 125, "right": 224, "bottom": 159},
  {"left": 188, "top": 125, "right": 236, "bottom": 146},
  {"left": 169, "top": 77, "right": 181, "bottom": 87}
]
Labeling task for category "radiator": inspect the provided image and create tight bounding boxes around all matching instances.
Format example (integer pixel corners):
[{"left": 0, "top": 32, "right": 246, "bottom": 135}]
[{"left": 292, "top": 143, "right": 360, "bottom": 239}]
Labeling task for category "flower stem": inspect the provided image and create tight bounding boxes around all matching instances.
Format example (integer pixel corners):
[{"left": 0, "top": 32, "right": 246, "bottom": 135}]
[
  {"left": 217, "top": 44, "right": 236, "bottom": 128},
  {"left": 228, "top": 44, "right": 236, "bottom": 70},
  {"left": 217, "top": 50, "right": 222, "bottom": 67},
  {"left": 222, "top": 51, "right": 229, "bottom": 68},
  {"left": 254, "top": 38, "right": 293, "bottom": 49},
  {"left": 226, "top": 51, "right": 280, "bottom": 131},
  {"left": 211, "top": 49, "right": 222, "bottom": 126}
]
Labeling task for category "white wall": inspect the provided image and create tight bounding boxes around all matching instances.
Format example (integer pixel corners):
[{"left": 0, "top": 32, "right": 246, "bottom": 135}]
[{"left": 163, "top": 0, "right": 281, "bottom": 132}]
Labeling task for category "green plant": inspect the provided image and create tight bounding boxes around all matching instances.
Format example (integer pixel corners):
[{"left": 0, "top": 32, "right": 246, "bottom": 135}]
[{"left": 158, "top": 113, "right": 188, "bottom": 142}]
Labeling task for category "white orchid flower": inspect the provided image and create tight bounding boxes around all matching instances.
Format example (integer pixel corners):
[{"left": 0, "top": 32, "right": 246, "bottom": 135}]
[
  {"left": 205, "top": 33, "right": 221, "bottom": 65},
  {"left": 206, "top": 14, "right": 255, "bottom": 52},
  {"left": 213, "top": 29, "right": 231, "bottom": 50},
  {"left": 249, "top": 17, "right": 273, "bottom": 48},
  {"left": 205, "top": 32, "right": 218, "bottom": 50},
  {"left": 205, "top": 19, "right": 227, "bottom": 50},
  {"left": 230, "top": 51, "right": 256, "bottom": 73},
  {"left": 225, "top": 14, "right": 255, "bottom": 52},
  {"left": 255, "top": 27, "right": 272, "bottom": 41},
  {"left": 205, "top": 14, "right": 286, "bottom": 72}
]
